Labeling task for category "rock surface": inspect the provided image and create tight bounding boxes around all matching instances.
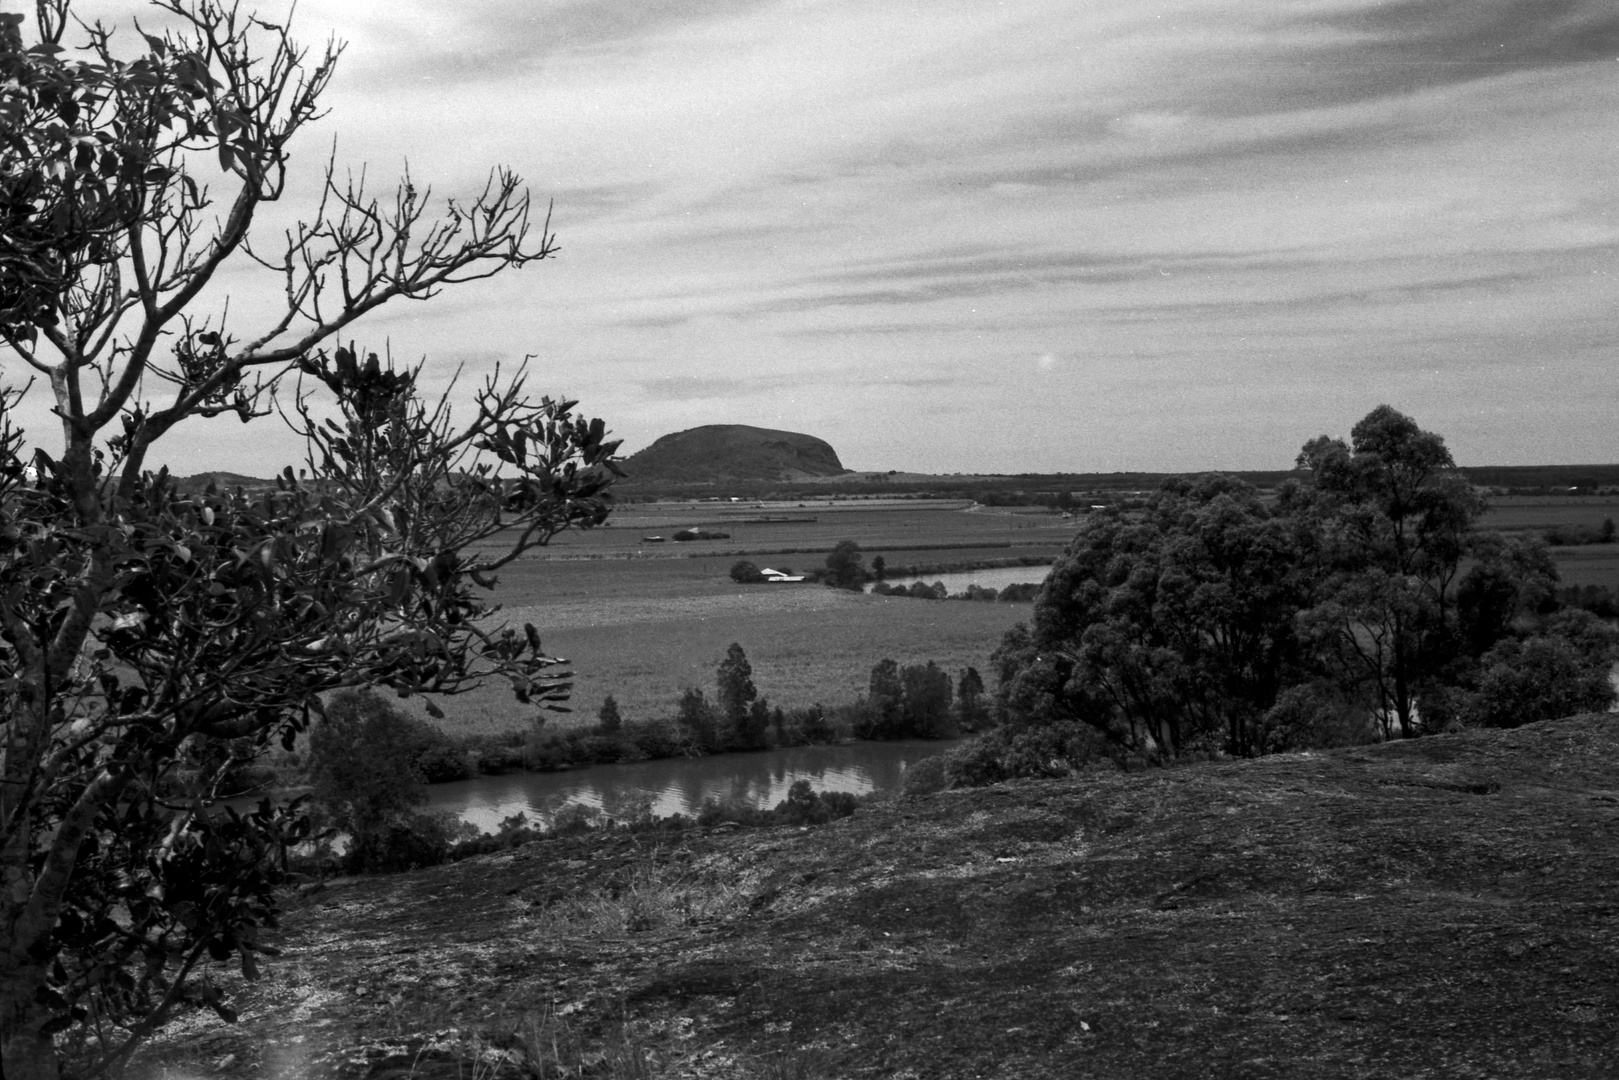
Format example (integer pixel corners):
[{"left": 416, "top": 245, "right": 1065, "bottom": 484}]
[
  {"left": 620, "top": 425, "right": 850, "bottom": 485},
  {"left": 132, "top": 715, "right": 1619, "bottom": 1078}
]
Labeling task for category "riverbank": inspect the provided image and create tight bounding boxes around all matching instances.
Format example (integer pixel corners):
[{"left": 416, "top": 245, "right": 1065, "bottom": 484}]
[{"left": 137, "top": 713, "right": 1619, "bottom": 1079}]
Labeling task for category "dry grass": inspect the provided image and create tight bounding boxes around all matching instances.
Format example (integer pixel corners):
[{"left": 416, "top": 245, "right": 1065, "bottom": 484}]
[{"left": 526, "top": 862, "right": 752, "bottom": 939}]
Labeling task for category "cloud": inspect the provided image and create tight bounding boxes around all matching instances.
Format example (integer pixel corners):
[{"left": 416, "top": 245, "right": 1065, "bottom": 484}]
[{"left": 56, "top": 0, "right": 1616, "bottom": 476}]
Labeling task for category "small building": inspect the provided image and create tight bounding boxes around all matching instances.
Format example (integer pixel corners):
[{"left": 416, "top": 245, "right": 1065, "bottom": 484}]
[{"left": 758, "top": 568, "right": 806, "bottom": 583}]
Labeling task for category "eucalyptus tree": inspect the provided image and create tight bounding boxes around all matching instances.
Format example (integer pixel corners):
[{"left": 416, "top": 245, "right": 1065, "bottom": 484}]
[
  {"left": 1293, "top": 406, "right": 1485, "bottom": 737},
  {"left": 0, "top": 3, "right": 618, "bottom": 1075}
]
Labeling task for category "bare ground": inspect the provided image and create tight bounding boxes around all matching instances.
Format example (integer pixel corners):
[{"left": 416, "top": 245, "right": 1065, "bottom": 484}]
[{"left": 133, "top": 714, "right": 1619, "bottom": 1079}]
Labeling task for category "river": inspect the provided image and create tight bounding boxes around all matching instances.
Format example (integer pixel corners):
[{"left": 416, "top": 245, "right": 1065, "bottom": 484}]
[{"left": 424, "top": 739, "right": 959, "bottom": 833}]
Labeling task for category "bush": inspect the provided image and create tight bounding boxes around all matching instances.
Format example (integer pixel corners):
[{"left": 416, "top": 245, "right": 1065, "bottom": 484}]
[
  {"left": 345, "top": 811, "right": 465, "bottom": 874},
  {"left": 1461, "top": 614, "right": 1619, "bottom": 728},
  {"left": 730, "top": 560, "right": 765, "bottom": 584},
  {"left": 415, "top": 742, "right": 474, "bottom": 783},
  {"left": 774, "top": 780, "right": 859, "bottom": 825},
  {"left": 471, "top": 738, "right": 526, "bottom": 774},
  {"left": 824, "top": 540, "right": 866, "bottom": 590},
  {"left": 1256, "top": 682, "right": 1378, "bottom": 752},
  {"left": 938, "top": 722, "right": 1122, "bottom": 788},
  {"left": 997, "top": 582, "right": 1040, "bottom": 602},
  {"left": 1543, "top": 524, "right": 1607, "bottom": 546},
  {"left": 309, "top": 690, "right": 434, "bottom": 871},
  {"left": 598, "top": 695, "right": 624, "bottom": 734},
  {"left": 676, "top": 687, "right": 719, "bottom": 751},
  {"left": 900, "top": 755, "right": 950, "bottom": 796},
  {"left": 628, "top": 720, "right": 685, "bottom": 759},
  {"left": 1559, "top": 584, "right": 1619, "bottom": 619}
]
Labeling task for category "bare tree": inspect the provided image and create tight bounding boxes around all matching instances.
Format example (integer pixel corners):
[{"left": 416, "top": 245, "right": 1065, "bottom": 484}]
[{"left": 0, "top": 3, "right": 619, "bottom": 1075}]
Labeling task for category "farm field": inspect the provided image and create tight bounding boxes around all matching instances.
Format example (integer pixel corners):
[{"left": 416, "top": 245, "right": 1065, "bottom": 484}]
[
  {"left": 418, "top": 493, "right": 1619, "bottom": 739},
  {"left": 1479, "top": 496, "right": 1619, "bottom": 588},
  {"left": 533, "top": 498, "right": 1075, "bottom": 558},
  {"left": 1547, "top": 546, "right": 1619, "bottom": 589},
  {"left": 416, "top": 588, "right": 1031, "bottom": 737},
  {"left": 418, "top": 500, "right": 1069, "bottom": 737},
  {"left": 1479, "top": 495, "right": 1619, "bottom": 533}
]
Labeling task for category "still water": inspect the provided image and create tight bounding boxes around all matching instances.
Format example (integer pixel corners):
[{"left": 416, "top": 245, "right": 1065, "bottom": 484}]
[
  {"left": 424, "top": 739, "right": 959, "bottom": 833},
  {"left": 875, "top": 565, "right": 1047, "bottom": 595}
]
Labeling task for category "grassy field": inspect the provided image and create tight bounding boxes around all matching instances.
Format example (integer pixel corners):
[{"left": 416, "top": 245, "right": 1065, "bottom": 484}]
[
  {"left": 418, "top": 494, "right": 1619, "bottom": 738},
  {"left": 397, "top": 501, "right": 1068, "bottom": 737},
  {"left": 1480, "top": 495, "right": 1619, "bottom": 533},
  {"left": 418, "top": 590, "right": 1032, "bottom": 737}
]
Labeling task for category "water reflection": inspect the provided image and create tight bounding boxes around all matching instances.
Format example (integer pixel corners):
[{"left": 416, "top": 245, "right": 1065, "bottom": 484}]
[{"left": 425, "top": 740, "right": 956, "bottom": 833}]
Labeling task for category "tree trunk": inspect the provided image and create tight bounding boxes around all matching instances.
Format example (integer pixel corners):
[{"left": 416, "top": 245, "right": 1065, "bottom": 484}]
[{"left": 1, "top": 961, "right": 60, "bottom": 1080}]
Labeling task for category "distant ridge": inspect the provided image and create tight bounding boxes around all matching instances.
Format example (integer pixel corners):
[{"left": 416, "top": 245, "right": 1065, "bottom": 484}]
[
  {"left": 173, "top": 470, "right": 269, "bottom": 492},
  {"left": 621, "top": 425, "right": 851, "bottom": 485}
]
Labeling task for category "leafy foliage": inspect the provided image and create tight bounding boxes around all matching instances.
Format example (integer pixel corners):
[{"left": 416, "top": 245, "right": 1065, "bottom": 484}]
[
  {"left": 0, "top": 3, "right": 618, "bottom": 1073},
  {"left": 822, "top": 540, "right": 865, "bottom": 591},
  {"left": 992, "top": 406, "right": 1617, "bottom": 761}
]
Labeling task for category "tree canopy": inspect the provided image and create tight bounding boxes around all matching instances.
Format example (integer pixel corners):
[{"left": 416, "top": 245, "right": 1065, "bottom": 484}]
[
  {"left": 995, "top": 406, "right": 1617, "bottom": 760},
  {"left": 0, "top": 3, "right": 618, "bottom": 1075}
]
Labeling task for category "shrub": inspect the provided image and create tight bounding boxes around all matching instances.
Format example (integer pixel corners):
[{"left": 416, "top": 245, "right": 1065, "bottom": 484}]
[
  {"left": 471, "top": 738, "right": 527, "bottom": 774},
  {"left": 1461, "top": 614, "right": 1619, "bottom": 728},
  {"left": 415, "top": 742, "right": 474, "bottom": 783},
  {"left": 997, "top": 582, "right": 1040, "bottom": 602},
  {"left": 730, "top": 560, "right": 766, "bottom": 584},
  {"left": 900, "top": 755, "right": 950, "bottom": 796},
  {"left": 823, "top": 540, "right": 866, "bottom": 590},
  {"left": 774, "top": 780, "right": 858, "bottom": 825},
  {"left": 598, "top": 694, "right": 624, "bottom": 734},
  {"left": 550, "top": 802, "right": 604, "bottom": 836},
  {"left": 1558, "top": 584, "right": 1619, "bottom": 619},
  {"left": 309, "top": 690, "right": 433, "bottom": 870},
  {"left": 1256, "top": 682, "right": 1378, "bottom": 752},
  {"left": 1543, "top": 524, "right": 1606, "bottom": 546},
  {"left": 628, "top": 720, "right": 685, "bottom": 759},
  {"left": 939, "top": 722, "right": 1122, "bottom": 788},
  {"left": 677, "top": 687, "right": 719, "bottom": 750}
]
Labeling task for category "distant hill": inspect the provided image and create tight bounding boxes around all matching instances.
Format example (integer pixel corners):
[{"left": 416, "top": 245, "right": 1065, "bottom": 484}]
[
  {"left": 620, "top": 425, "right": 851, "bottom": 485},
  {"left": 173, "top": 471, "right": 270, "bottom": 493}
]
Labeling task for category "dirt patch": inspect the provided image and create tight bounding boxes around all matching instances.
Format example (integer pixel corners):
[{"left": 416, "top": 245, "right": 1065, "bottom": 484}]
[{"left": 132, "top": 715, "right": 1619, "bottom": 1078}]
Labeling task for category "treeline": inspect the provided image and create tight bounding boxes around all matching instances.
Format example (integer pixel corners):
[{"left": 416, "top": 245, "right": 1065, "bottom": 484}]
[
  {"left": 239, "top": 640, "right": 983, "bottom": 805},
  {"left": 968, "top": 406, "right": 1619, "bottom": 772}
]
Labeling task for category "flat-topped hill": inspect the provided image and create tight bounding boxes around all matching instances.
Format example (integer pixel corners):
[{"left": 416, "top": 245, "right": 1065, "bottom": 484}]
[
  {"left": 134, "top": 714, "right": 1619, "bottom": 1078},
  {"left": 620, "top": 425, "right": 851, "bottom": 485}
]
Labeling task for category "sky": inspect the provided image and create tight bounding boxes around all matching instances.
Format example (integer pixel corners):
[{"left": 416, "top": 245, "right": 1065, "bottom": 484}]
[{"left": 18, "top": 0, "right": 1619, "bottom": 474}]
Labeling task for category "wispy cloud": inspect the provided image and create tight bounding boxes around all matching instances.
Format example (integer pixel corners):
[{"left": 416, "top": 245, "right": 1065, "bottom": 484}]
[{"left": 93, "top": 0, "right": 1619, "bottom": 473}]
